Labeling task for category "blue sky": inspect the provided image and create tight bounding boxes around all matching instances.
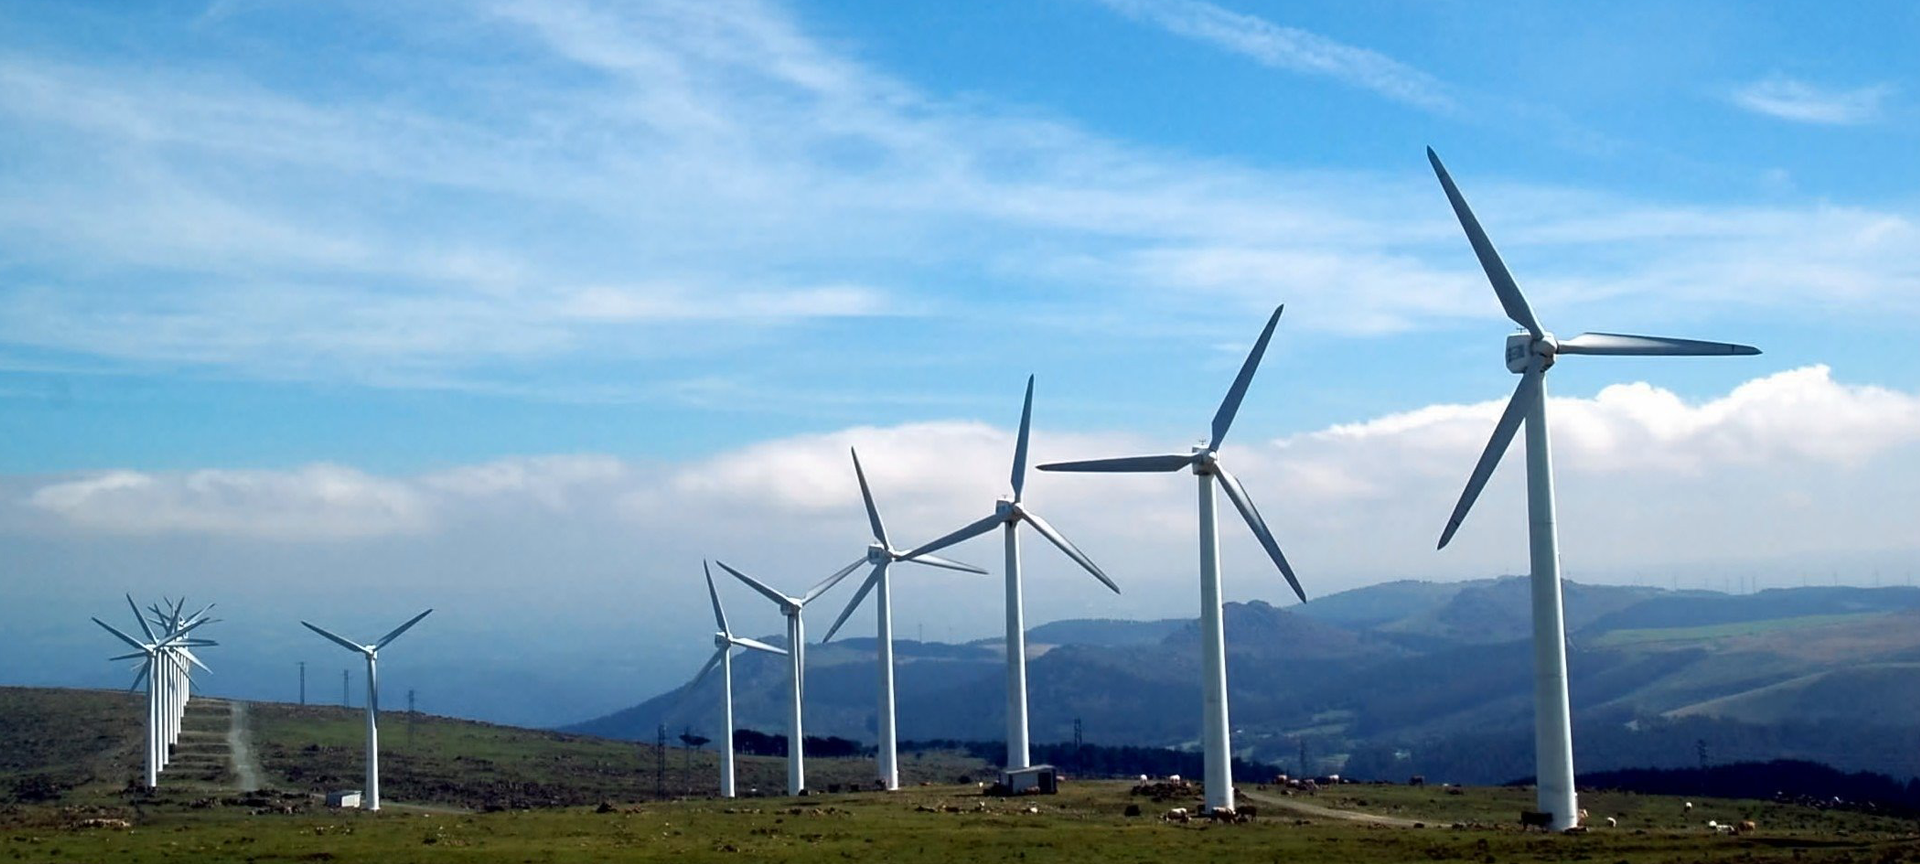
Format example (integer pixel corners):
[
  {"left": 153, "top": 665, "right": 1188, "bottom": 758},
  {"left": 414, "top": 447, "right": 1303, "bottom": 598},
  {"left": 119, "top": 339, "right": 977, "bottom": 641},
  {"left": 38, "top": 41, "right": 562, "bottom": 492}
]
[{"left": 3, "top": 0, "right": 1918, "bottom": 726}]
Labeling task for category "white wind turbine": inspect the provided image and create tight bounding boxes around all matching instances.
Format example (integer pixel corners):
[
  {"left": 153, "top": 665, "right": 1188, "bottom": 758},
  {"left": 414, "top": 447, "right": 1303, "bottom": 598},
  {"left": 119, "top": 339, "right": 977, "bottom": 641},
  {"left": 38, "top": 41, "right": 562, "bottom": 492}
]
[
  {"left": 819, "top": 448, "right": 986, "bottom": 790},
  {"left": 1426, "top": 147, "right": 1759, "bottom": 830},
  {"left": 687, "top": 562, "right": 789, "bottom": 798},
  {"left": 149, "top": 598, "right": 216, "bottom": 765},
  {"left": 1039, "top": 304, "right": 1307, "bottom": 814},
  {"left": 301, "top": 609, "right": 433, "bottom": 811},
  {"left": 713, "top": 559, "right": 859, "bottom": 796},
  {"left": 898, "top": 376, "right": 1120, "bottom": 771},
  {"left": 93, "top": 595, "right": 215, "bottom": 788}
]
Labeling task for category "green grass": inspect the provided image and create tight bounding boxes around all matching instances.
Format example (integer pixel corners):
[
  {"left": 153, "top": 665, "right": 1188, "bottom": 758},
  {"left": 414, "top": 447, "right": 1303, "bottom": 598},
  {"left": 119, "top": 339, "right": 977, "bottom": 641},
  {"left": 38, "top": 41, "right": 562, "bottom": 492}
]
[
  {"left": 249, "top": 701, "right": 992, "bottom": 810},
  {"left": 1589, "top": 613, "right": 1880, "bottom": 648},
  {"left": 5, "top": 780, "right": 1918, "bottom": 864}
]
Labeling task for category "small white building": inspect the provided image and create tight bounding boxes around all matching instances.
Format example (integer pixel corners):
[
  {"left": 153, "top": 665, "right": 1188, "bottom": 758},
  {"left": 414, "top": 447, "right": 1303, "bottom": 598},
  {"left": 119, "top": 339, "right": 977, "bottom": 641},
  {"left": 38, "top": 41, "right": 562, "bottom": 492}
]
[
  {"left": 326, "top": 790, "right": 363, "bottom": 808},
  {"left": 1000, "top": 765, "right": 1059, "bottom": 795}
]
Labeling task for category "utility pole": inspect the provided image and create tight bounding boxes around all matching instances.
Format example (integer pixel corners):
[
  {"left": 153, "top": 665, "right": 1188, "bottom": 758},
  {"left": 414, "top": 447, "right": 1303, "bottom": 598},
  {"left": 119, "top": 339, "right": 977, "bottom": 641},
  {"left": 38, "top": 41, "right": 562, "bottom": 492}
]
[
  {"left": 408, "top": 689, "right": 417, "bottom": 747},
  {"left": 655, "top": 724, "right": 668, "bottom": 801},
  {"left": 1298, "top": 739, "right": 1309, "bottom": 779},
  {"left": 342, "top": 669, "right": 350, "bottom": 708},
  {"left": 298, "top": 661, "right": 306, "bottom": 706},
  {"left": 1072, "top": 717, "right": 1084, "bottom": 773}
]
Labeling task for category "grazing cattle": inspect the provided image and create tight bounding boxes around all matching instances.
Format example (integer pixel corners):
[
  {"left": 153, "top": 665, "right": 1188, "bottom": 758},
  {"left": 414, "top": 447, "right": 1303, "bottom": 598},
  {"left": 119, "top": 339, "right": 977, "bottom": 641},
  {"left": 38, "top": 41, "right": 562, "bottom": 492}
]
[
  {"left": 1737, "top": 820, "right": 1757, "bottom": 834},
  {"left": 1165, "top": 807, "right": 1190, "bottom": 823},
  {"left": 1409, "top": 775, "right": 1425, "bottom": 787},
  {"left": 1520, "top": 811, "right": 1554, "bottom": 830},
  {"left": 1684, "top": 801, "right": 1694, "bottom": 813},
  {"left": 1605, "top": 817, "right": 1618, "bottom": 828},
  {"left": 1168, "top": 775, "right": 1181, "bottom": 782}
]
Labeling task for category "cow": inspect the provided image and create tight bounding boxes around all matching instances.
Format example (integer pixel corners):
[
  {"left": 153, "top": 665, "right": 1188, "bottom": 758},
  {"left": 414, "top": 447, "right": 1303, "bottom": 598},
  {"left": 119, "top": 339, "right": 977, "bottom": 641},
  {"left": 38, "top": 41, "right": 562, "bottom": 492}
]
[
  {"left": 1605, "top": 817, "right": 1618, "bottom": 828},
  {"left": 1520, "top": 811, "right": 1554, "bottom": 830},
  {"left": 1165, "top": 807, "right": 1190, "bottom": 823}
]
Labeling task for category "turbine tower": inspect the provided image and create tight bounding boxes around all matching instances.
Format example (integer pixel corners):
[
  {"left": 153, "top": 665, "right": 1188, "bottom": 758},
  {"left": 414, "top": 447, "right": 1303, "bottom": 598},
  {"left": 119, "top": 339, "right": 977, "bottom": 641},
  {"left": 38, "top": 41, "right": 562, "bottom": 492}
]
[
  {"left": 301, "top": 609, "right": 433, "bottom": 811},
  {"left": 1039, "top": 304, "right": 1307, "bottom": 814},
  {"left": 688, "top": 562, "right": 788, "bottom": 798},
  {"left": 901, "top": 375, "right": 1120, "bottom": 771},
  {"left": 714, "top": 560, "right": 859, "bottom": 796},
  {"left": 819, "top": 448, "right": 986, "bottom": 790},
  {"left": 93, "top": 595, "right": 215, "bottom": 789},
  {"left": 1426, "top": 147, "right": 1759, "bottom": 830}
]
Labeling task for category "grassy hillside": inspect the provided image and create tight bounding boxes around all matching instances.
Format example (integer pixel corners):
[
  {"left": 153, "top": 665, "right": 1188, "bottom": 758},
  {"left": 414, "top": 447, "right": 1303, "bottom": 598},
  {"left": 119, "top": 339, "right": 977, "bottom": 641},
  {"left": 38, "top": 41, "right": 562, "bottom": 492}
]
[{"left": 3, "top": 775, "right": 1916, "bottom": 864}]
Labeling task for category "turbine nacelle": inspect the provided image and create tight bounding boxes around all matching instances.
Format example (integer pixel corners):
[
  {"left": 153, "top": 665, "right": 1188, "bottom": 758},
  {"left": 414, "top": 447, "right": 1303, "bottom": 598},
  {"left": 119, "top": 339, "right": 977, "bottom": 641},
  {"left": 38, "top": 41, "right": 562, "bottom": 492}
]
[
  {"left": 1190, "top": 445, "right": 1217, "bottom": 474},
  {"left": 993, "top": 498, "right": 1018, "bottom": 521},
  {"left": 1506, "top": 331, "right": 1558, "bottom": 373},
  {"left": 866, "top": 542, "right": 892, "bottom": 565}
]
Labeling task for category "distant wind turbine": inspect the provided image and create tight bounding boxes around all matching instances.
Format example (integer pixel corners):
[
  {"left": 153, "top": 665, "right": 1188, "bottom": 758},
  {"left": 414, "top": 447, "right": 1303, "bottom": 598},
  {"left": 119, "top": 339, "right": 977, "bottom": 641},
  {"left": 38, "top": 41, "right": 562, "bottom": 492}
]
[
  {"left": 715, "top": 560, "right": 859, "bottom": 796},
  {"left": 819, "top": 448, "right": 986, "bottom": 790},
  {"left": 301, "top": 609, "right": 433, "bottom": 811},
  {"left": 1039, "top": 304, "right": 1307, "bottom": 814},
  {"left": 901, "top": 376, "right": 1119, "bottom": 771},
  {"left": 1426, "top": 147, "right": 1759, "bottom": 831},
  {"left": 688, "top": 562, "right": 788, "bottom": 798},
  {"left": 93, "top": 595, "right": 215, "bottom": 788}
]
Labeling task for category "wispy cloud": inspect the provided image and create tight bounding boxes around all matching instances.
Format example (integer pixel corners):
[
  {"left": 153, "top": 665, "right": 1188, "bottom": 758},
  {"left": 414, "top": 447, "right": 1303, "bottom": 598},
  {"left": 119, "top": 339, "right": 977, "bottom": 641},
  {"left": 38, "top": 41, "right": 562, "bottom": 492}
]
[
  {"left": 1731, "top": 75, "right": 1894, "bottom": 125},
  {"left": 1090, "top": 0, "right": 1454, "bottom": 112}
]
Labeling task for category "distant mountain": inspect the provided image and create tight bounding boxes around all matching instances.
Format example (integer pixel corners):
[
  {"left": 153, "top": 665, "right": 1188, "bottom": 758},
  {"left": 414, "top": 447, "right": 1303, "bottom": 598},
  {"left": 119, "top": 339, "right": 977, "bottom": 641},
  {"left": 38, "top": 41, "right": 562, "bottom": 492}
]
[
  {"left": 1020, "top": 617, "right": 1187, "bottom": 648},
  {"left": 564, "top": 580, "right": 1920, "bottom": 785}
]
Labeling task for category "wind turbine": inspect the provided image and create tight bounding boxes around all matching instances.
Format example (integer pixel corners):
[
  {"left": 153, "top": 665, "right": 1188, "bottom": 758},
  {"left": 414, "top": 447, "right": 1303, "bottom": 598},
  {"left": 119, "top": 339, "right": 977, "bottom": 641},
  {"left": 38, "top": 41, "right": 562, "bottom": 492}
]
[
  {"left": 1039, "top": 305, "right": 1306, "bottom": 814},
  {"left": 819, "top": 448, "right": 986, "bottom": 790},
  {"left": 688, "top": 562, "right": 788, "bottom": 798},
  {"left": 148, "top": 598, "right": 216, "bottom": 764},
  {"left": 1425, "top": 147, "right": 1759, "bottom": 830},
  {"left": 301, "top": 609, "right": 433, "bottom": 811},
  {"left": 93, "top": 595, "right": 215, "bottom": 788},
  {"left": 713, "top": 559, "right": 859, "bottom": 796},
  {"left": 899, "top": 376, "right": 1120, "bottom": 771}
]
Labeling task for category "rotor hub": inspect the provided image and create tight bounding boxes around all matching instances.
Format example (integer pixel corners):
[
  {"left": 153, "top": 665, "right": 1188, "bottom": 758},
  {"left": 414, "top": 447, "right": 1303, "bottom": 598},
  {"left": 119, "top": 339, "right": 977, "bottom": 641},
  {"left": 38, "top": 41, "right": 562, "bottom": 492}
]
[
  {"left": 994, "top": 498, "right": 1018, "bottom": 520},
  {"left": 1505, "top": 331, "right": 1558, "bottom": 373},
  {"left": 713, "top": 633, "right": 730, "bottom": 649},
  {"left": 1190, "top": 445, "right": 1217, "bottom": 475},
  {"left": 867, "top": 542, "right": 890, "bottom": 565}
]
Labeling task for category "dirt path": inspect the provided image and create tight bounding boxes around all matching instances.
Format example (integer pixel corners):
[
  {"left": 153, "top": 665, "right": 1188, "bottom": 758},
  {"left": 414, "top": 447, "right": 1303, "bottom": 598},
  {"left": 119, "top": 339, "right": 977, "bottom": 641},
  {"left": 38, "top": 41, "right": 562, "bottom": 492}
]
[
  {"left": 1238, "top": 788, "right": 1425, "bottom": 827},
  {"left": 226, "top": 700, "right": 263, "bottom": 792}
]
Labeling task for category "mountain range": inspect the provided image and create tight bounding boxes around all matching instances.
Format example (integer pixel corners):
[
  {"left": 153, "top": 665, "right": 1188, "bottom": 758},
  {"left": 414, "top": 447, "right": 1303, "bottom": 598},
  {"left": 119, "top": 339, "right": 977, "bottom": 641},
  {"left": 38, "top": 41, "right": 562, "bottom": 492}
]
[{"left": 565, "top": 578, "right": 1920, "bottom": 784}]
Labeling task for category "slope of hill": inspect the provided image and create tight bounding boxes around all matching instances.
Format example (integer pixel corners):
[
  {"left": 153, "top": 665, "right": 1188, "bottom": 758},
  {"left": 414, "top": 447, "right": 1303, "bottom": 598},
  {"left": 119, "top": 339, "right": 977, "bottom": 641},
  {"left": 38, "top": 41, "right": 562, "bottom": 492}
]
[{"left": 567, "top": 580, "right": 1920, "bottom": 788}]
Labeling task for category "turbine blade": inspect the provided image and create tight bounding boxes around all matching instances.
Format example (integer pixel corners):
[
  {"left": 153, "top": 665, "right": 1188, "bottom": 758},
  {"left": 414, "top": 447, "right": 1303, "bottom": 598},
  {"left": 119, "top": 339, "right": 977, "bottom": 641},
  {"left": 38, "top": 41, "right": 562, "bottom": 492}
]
[
  {"left": 1215, "top": 465, "right": 1307, "bottom": 603},
  {"left": 184, "top": 652, "right": 213, "bottom": 675},
  {"left": 901, "top": 512, "right": 1002, "bottom": 560},
  {"left": 374, "top": 609, "right": 433, "bottom": 650},
  {"left": 803, "top": 556, "right": 868, "bottom": 604},
  {"left": 821, "top": 566, "right": 884, "bottom": 644},
  {"left": 1019, "top": 507, "right": 1120, "bottom": 594},
  {"left": 1011, "top": 374, "right": 1035, "bottom": 502},
  {"left": 850, "top": 447, "right": 889, "bottom": 548},
  {"left": 688, "top": 647, "right": 726, "bottom": 692},
  {"left": 704, "top": 562, "right": 730, "bottom": 634},
  {"left": 1210, "top": 305, "right": 1284, "bottom": 451},
  {"left": 1427, "top": 147, "right": 1544, "bottom": 339},
  {"left": 1037, "top": 453, "right": 1196, "bottom": 473},
  {"left": 731, "top": 636, "right": 788, "bottom": 656},
  {"left": 93, "top": 618, "right": 148, "bottom": 652},
  {"left": 1438, "top": 367, "right": 1539, "bottom": 549},
  {"left": 901, "top": 551, "right": 988, "bottom": 575},
  {"left": 1556, "top": 332, "right": 1761, "bottom": 356},
  {"left": 301, "top": 621, "right": 368, "bottom": 655},
  {"left": 715, "top": 560, "right": 793, "bottom": 608},
  {"left": 125, "top": 594, "right": 158, "bottom": 643},
  {"left": 107, "top": 651, "right": 146, "bottom": 662},
  {"left": 128, "top": 662, "right": 149, "bottom": 693}
]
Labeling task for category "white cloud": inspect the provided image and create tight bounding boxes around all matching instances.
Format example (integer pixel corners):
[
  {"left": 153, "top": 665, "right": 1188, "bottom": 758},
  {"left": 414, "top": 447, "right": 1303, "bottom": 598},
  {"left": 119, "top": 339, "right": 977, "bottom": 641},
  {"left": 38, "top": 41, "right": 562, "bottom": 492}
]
[
  {"left": 5, "top": 1, "right": 1917, "bottom": 392},
  {"left": 27, "top": 465, "right": 430, "bottom": 539},
  {"left": 1090, "top": 0, "right": 1454, "bottom": 112},
  {"left": 1731, "top": 76, "right": 1894, "bottom": 125},
  {"left": 24, "top": 368, "right": 1920, "bottom": 591}
]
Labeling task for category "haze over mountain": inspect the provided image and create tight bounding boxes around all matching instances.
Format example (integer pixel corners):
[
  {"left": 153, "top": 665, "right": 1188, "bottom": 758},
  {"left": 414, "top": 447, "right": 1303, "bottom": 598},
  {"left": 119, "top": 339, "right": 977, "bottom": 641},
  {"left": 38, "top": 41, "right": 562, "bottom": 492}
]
[{"left": 572, "top": 579, "right": 1920, "bottom": 785}]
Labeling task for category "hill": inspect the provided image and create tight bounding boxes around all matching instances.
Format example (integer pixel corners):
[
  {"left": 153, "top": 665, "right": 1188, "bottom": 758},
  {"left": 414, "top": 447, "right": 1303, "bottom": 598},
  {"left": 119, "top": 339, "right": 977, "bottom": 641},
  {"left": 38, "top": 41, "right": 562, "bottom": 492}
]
[{"left": 568, "top": 581, "right": 1920, "bottom": 786}]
